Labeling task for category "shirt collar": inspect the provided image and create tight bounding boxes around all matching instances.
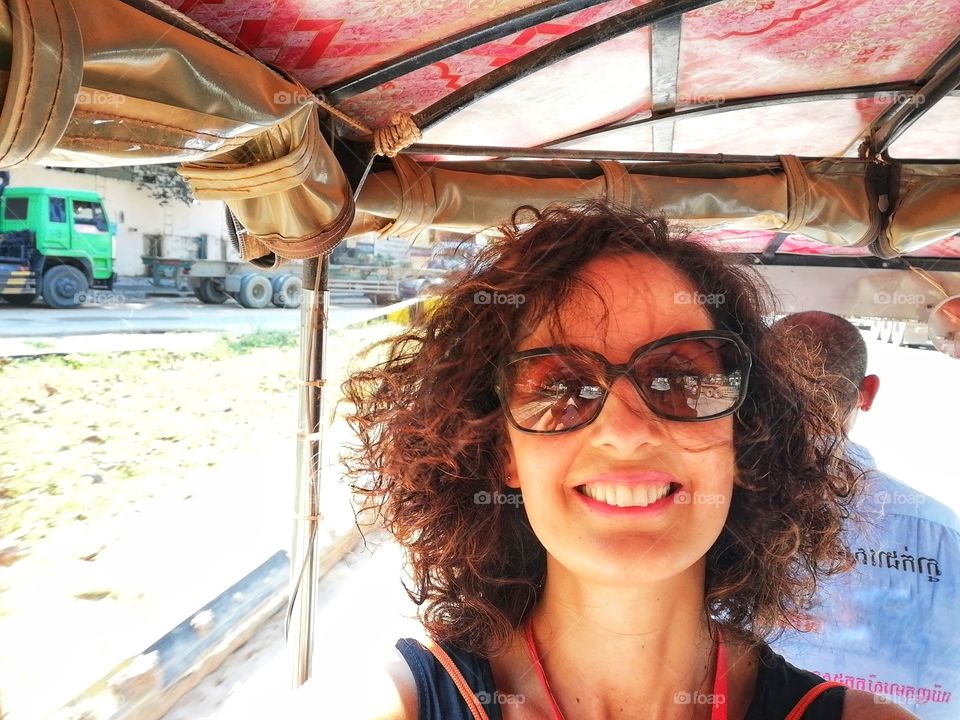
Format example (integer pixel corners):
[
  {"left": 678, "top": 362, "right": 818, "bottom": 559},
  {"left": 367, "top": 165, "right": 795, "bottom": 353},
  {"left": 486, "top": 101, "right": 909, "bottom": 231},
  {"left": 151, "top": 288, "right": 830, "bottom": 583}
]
[{"left": 845, "top": 440, "right": 877, "bottom": 471}]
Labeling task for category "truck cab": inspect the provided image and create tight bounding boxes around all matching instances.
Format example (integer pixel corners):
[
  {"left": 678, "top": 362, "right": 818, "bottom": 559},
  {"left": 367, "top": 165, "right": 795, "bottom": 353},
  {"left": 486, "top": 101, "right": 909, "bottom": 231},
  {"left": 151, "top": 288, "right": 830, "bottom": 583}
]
[{"left": 0, "top": 187, "right": 116, "bottom": 308}]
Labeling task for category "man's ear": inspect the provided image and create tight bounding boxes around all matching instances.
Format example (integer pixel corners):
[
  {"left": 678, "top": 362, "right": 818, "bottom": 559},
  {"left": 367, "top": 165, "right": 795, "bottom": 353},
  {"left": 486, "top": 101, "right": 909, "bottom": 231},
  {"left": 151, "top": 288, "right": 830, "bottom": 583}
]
[{"left": 859, "top": 374, "right": 880, "bottom": 411}]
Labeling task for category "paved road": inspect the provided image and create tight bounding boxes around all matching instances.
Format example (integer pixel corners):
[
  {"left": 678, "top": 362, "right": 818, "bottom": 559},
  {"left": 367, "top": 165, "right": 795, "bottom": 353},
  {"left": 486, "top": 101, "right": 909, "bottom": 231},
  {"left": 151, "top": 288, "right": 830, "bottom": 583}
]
[{"left": 0, "top": 294, "right": 387, "bottom": 339}]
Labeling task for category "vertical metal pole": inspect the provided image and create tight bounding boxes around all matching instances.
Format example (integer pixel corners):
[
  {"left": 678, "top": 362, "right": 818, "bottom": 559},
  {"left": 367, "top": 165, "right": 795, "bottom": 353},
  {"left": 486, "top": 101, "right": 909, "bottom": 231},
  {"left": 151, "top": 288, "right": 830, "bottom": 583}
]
[
  {"left": 290, "top": 255, "right": 329, "bottom": 686},
  {"left": 288, "top": 148, "right": 373, "bottom": 687}
]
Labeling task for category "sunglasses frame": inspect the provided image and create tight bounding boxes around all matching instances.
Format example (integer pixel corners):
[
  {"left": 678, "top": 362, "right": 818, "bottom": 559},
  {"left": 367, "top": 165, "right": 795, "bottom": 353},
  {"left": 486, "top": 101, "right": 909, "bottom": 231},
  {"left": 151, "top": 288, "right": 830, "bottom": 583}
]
[{"left": 494, "top": 329, "right": 752, "bottom": 434}]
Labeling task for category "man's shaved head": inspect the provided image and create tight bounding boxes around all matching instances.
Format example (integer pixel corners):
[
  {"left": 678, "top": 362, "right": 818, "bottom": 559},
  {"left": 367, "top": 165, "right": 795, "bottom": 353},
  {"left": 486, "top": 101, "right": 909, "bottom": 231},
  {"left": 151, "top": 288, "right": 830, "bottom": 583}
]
[{"left": 772, "top": 311, "right": 868, "bottom": 412}]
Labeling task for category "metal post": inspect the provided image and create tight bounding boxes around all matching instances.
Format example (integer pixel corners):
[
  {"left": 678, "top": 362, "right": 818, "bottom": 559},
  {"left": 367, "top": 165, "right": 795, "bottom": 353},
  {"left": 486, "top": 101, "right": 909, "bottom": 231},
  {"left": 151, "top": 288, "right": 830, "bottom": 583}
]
[{"left": 289, "top": 255, "right": 329, "bottom": 686}]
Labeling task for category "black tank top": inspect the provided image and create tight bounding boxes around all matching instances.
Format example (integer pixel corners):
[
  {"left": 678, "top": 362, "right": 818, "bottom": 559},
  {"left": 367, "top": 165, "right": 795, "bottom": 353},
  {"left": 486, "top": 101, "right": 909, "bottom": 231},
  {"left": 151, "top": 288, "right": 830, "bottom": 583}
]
[{"left": 396, "top": 638, "right": 845, "bottom": 719}]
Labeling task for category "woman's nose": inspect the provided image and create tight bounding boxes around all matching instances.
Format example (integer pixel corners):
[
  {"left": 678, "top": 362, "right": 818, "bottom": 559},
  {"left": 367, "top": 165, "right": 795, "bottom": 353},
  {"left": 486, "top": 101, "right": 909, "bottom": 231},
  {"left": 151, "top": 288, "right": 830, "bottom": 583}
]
[{"left": 587, "top": 375, "right": 665, "bottom": 452}]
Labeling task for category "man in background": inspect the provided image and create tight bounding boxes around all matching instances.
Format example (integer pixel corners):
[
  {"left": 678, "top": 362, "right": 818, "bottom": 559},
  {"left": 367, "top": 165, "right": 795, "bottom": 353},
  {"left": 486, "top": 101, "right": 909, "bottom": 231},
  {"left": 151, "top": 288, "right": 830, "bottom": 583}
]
[{"left": 769, "top": 311, "right": 960, "bottom": 720}]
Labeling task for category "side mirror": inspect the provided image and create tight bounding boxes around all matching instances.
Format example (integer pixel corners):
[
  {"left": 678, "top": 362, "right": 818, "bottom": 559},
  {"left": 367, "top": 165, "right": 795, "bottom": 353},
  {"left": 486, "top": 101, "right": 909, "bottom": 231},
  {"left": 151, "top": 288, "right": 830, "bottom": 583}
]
[
  {"left": 108, "top": 221, "right": 117, "bottom": 235},
  {"left": 928, "top": 296, "right": 960, "bottom": 359}
]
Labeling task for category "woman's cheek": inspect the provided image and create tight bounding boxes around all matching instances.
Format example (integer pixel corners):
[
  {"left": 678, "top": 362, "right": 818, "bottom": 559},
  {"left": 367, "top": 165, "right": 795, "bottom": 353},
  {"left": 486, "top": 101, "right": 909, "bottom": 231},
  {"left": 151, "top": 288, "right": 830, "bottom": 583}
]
[{"left": 505, "top": 428, "right": 577, "bottom": 485}]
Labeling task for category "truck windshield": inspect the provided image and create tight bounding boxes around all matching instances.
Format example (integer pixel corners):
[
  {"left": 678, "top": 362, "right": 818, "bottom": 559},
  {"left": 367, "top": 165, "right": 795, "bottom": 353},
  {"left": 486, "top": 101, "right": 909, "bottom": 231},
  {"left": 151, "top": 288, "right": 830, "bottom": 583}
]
[{"left": 72, "top": 200, "right": 107, "bottom": 232}]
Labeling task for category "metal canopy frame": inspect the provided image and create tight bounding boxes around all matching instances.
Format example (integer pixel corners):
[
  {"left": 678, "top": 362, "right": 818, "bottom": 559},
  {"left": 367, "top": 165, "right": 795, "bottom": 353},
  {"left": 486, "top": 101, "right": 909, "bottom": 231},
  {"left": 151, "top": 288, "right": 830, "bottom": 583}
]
[
  {"left": 649, "top": 16, "right": 683, "bottom": 153},
  {"left": 542, "top": 84, "right": 958, "bottom": 150},
  {"left": 411, "top": 0, "right": 725, "bottom": 131},
  {"left": 870, "top": 36, "right": 960, "bottom": 156},
  {"left": 324, "top": 0, "right": 609, "bottom": 102},
  {"left": 739, "top": 253, "right": 960, "bottom": 272},
  {"left": 315, "top": 2, "right": 960, "bottom": 162},
  {"left": 399, "top": 143, "right": 790, "bottom": 163}
]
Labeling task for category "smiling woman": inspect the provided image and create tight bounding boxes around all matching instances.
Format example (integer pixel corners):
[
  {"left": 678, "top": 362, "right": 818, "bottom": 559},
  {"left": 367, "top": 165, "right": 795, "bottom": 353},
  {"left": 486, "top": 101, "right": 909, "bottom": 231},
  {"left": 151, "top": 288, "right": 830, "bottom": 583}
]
[{"left": 318, "top": 201, "right": 917, "bottom": 720}]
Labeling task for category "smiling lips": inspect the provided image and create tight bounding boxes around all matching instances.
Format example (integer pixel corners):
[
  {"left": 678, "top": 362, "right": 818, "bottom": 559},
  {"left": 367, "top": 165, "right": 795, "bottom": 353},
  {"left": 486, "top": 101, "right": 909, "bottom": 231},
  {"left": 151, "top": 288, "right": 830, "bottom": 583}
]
[
  {"left": 574, "top": 471, "right": 680, "bottom": 509},
  {"left": 579, "top": 482, "right": 672, "bottom": 507}
]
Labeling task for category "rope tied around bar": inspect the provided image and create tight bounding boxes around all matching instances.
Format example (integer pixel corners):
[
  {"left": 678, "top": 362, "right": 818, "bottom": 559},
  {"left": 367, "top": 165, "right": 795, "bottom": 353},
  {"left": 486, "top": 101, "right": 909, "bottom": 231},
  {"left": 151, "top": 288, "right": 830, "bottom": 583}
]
[
  {"left": 314, "top": 96, "right": 421, "bottom": 157},
  {"left": 372, "top": 112, "right": 422, "bottom": 157}
]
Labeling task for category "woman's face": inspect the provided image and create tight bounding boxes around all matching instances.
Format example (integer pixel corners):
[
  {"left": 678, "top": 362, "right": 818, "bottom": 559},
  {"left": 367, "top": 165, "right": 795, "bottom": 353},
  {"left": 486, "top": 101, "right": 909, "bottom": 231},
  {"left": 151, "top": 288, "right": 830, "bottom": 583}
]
[{"left": 503, "top": 253, "right": 737, "bottom": 588}]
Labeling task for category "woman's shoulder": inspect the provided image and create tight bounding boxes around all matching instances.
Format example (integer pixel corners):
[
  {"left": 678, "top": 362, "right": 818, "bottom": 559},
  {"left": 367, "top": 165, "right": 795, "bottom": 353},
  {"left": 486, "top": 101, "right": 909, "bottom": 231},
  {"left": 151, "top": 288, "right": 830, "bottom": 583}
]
[
  {"left": 282, "top": 641, "right": 420, "bottom": 720},
  {"left": 751, "top": 643, "right": 917, "bottom": 720},
  {"left": 748, "top": 642, "right": 845, "bottom": 719},
  {"left": 840, "top": 689, "right": 919, "bottom": 719},
  {"left": 395, "top": 637, "right": 502, "bottom": 720}
]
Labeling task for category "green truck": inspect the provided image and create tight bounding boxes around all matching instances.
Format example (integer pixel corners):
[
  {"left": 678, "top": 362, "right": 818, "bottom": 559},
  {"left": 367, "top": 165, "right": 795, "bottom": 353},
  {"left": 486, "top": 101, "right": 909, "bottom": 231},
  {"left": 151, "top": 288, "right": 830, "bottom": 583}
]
[{"left": 0, "top": 184, "right": 116, "bottom": 309}]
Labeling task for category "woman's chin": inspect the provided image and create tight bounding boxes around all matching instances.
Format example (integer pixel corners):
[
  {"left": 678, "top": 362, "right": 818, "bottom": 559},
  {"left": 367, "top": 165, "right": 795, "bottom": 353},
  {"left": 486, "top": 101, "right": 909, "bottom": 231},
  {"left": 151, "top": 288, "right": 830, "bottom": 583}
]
[{"left": 550, "top": 541, "right": 708, "bottom": 589}]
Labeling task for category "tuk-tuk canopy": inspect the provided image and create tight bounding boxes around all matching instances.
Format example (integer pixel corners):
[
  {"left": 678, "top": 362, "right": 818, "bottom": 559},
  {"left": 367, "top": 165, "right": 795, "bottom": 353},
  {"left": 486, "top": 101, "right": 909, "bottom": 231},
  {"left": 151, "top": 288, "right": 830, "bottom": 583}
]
[{"left": 2, "top": 0, "right": 959, "bottom": 265}]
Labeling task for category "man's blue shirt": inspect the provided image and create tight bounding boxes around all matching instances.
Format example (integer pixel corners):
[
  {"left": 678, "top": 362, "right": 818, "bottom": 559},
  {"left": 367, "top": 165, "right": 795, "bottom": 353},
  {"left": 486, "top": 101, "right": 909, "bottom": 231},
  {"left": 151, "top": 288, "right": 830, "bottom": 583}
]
[{"left": 771, "top": 442, "right": 960, "bottom": 719}]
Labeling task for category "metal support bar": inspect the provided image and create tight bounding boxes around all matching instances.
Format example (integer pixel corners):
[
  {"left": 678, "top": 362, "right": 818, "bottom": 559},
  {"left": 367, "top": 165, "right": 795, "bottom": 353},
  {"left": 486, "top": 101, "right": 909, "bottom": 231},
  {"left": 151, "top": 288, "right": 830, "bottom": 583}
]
[
  {"left": 289, "top": 255, "right": 329, "bottom": 687},
  {"left": 325, "top": 0, "right": 609, "bottom": 102},
  {"left": 870, "top": 34, "right": 960, "bottom": 155},
  {"left": 399, "top": 143, "right": 793, "bottom": 163},
  {"left": 650, "top": 16, "right": 682, "bottom": 153},
  {"left": 760, "top": 232, "right": 790, "bottom": 262},
  {"left": 737, "top": 252, "right": 960, "bottom": 272},
  {"left": 543, "top": 82, "right": 936, "bottom": 149},
  {"left": 413, "top": 0, "right": 725, "bottom": 131}
]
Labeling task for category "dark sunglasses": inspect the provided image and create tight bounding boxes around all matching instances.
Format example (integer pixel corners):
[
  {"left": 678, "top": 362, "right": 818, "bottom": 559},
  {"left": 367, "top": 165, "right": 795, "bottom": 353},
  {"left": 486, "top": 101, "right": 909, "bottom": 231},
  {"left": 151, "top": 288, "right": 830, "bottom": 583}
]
[{"left": 495, "top": 330, "right": 751, "bottom": 434}]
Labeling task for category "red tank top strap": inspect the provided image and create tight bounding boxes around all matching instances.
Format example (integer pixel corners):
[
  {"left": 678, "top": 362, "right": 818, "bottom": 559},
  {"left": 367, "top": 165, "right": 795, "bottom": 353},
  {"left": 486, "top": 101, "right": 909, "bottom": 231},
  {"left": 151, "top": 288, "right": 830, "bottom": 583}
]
[
  {"left": 423, "top": 637, "right": 492, "bottom": 720},
  {"left": 784, "top": 681, "right": 847, "bottom": 720},
  {"left": 712, "top": 630, "right": 728, "bottom": 720}
]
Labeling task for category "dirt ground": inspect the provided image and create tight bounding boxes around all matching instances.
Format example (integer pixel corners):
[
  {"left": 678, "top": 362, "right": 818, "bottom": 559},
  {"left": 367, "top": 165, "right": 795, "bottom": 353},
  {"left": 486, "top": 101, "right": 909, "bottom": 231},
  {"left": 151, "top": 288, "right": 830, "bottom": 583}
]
[{"left": 0, "top": 325, "right": 397, "bottom": 720}]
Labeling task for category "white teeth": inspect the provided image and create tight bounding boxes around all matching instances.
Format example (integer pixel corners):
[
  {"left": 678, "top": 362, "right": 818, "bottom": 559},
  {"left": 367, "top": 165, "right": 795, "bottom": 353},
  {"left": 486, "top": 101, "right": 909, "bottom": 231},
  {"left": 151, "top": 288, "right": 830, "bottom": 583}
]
[{"left": 581, "top": 483, "right": 672, "bottom": 507}]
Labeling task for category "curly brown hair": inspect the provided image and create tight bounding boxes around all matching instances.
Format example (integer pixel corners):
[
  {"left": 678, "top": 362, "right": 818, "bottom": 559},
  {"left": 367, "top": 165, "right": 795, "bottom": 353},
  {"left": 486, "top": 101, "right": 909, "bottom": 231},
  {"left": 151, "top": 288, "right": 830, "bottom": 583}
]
[{"left": 342, "top": 200, "right": 860, "bottom": 656}]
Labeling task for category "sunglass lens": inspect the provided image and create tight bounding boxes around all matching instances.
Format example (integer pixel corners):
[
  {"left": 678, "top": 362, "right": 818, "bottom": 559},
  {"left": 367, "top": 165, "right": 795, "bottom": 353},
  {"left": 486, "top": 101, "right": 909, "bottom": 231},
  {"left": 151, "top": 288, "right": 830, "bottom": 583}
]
[
  {"left": 502, "top": 354, "right": 604, "bottom": 432},
  {"left": 633, "top": 338, "right": 745, "bottom": 420}
]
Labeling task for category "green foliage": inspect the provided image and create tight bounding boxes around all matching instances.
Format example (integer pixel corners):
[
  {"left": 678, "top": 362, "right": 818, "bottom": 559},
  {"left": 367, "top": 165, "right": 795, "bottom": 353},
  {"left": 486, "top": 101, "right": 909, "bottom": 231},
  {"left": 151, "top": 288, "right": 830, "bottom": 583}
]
[
  {"left": 131, "top": 164, "right": 194, "bottom": 206},
  {"left": 221, "top": 330, "right": 300, "bottom": 354}
]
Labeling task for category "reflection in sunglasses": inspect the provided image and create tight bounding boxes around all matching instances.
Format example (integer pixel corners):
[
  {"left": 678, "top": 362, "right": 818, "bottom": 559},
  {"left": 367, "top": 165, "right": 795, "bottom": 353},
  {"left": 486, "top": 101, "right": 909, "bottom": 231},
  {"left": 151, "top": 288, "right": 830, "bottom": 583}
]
[{"left": 498, "top": 332, "right": 750, "bottom": 433}]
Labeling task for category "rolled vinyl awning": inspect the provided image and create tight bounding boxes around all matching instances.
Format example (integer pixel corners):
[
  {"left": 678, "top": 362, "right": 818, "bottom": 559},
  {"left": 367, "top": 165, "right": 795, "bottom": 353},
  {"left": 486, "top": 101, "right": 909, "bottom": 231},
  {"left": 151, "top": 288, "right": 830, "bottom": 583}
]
[
  {"left": 353, "top": 155, "right": 960, "bottom": 257},
  {"left": 0, "top": 0, "right": 354, "bottom": 265}
]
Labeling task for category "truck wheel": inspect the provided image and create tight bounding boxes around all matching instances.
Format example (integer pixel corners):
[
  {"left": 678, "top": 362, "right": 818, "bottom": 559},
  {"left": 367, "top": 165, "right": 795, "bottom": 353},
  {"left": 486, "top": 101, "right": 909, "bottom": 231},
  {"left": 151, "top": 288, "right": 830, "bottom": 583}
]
[
  {"left": 237, "top": 273, "right": 272, "bottom": 309},
  {"left": 197, "top": 278, "right": 228, "bottom": 304},
  {"left": 271, "top": 274, "right": 303, "bottom": 308},
  {"left": 42, "top": 266, "right": 88, "bottom": 309},
  {"left": 1, "top": 293, "right": 38, "bottom": 306}
]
